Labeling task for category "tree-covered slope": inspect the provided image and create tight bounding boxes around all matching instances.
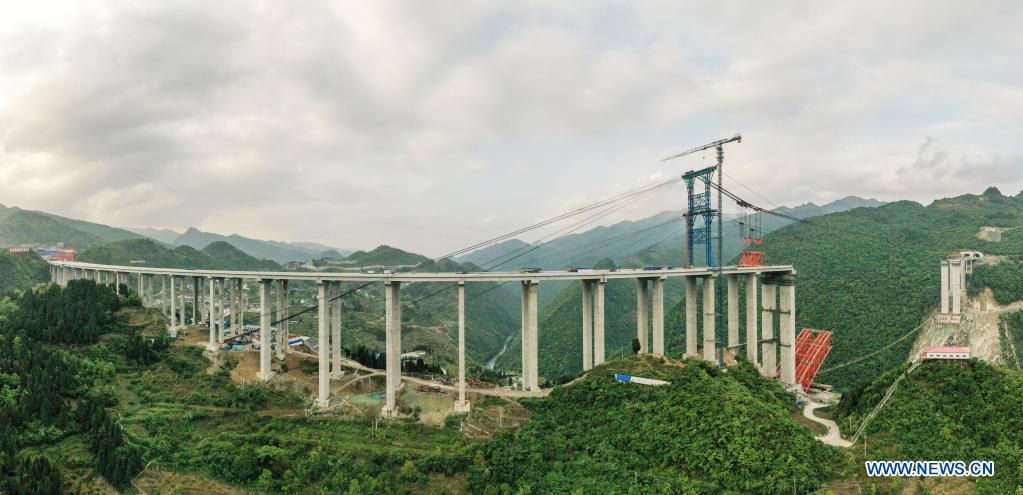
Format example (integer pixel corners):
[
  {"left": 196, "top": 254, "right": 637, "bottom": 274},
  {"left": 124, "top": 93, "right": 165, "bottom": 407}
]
[
  {"left": 470, "top": 355, "right": 840, "bottom": 494},
  {"left": 755, "top": 188, "right": 1023, "bottom": 389},
  {"left": 0, "top": 250, "right": 50, "bottom": 293},
  {"left": 0, "top": 206, "right": 142, "bottom": 248},
  {"left": 495, "top": 276, "right": 641, "bottom": 381},
  {"left": 345, "top": 245, "right": 430, "bottom": 266},
  {"left": 78, "top": 238, "right": 281, "bottom": 270},
  {"left": 835, "top": 360, "right": 1023, "bottom": 492}
]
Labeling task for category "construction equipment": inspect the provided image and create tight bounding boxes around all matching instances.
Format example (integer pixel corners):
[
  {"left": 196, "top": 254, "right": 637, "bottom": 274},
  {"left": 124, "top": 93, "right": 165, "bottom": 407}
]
[
  {"left": 793, "top": 329, "right": 833, "bottom": 391},
  {"left": 662, "top": 135, "right": 742, "bottom": 368},
  {"left": 661, "top": 134, "right": 741, "bottom": 269}
]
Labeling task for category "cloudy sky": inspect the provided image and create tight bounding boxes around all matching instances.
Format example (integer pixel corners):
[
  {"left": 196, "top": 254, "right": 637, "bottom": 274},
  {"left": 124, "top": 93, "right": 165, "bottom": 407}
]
[{"left": 1, "top": 1, "right": 1021, "bottom": 255}]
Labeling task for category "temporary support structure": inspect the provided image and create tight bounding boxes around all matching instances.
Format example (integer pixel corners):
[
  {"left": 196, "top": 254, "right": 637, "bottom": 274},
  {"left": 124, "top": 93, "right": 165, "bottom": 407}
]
[
  {"left": 738, "top": 251, "right": 764, "bottom": 267},
  {"left": 793, "top": 329, "right": 832, "bottom": 391}
]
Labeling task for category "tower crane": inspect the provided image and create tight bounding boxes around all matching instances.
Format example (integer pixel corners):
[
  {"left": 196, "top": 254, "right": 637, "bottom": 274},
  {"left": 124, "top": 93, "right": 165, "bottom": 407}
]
[{"left": 661, "top": 133, "right": 742, "bottom": 366}]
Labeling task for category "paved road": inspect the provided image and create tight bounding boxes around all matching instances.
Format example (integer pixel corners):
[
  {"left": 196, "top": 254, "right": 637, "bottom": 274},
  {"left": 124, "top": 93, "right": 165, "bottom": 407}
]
[{"left": 803, "top": 401, "right": 852, "bottom": 448}]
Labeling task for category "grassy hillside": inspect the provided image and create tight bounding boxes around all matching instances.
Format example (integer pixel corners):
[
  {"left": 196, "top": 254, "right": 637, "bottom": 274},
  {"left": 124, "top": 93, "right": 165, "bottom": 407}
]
[
  {"left": 0, "top": 250, "right": 50, "bottom": 293},
  {"left": 78, "top": 238, "right": 281, "bottom": 270},
  {"left": 470, "top": 355, "right": 840, "bottom": 494},
  {"left": 0, "top": 206, "right": 142, "bottom": 248},
  {"left": 835, "top": 360, "right": 1023, "bottom": 492}
]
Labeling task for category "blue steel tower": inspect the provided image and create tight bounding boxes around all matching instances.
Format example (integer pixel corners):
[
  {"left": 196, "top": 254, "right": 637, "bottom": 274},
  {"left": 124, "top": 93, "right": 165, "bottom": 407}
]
[{"left": 681, "top": 166, "right": 717, "bottom": 268}]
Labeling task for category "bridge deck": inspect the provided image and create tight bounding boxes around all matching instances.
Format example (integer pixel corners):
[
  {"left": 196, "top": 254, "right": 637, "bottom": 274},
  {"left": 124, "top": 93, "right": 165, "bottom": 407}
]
[{"left": 50, "top": 261, "right": 793, "bottom": 282}]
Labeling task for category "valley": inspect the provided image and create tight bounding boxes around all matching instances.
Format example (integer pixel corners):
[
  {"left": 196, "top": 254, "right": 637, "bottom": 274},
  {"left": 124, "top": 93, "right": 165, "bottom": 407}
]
[{"left": 3, "top": 187, "right": 1023, "bottom": 494}]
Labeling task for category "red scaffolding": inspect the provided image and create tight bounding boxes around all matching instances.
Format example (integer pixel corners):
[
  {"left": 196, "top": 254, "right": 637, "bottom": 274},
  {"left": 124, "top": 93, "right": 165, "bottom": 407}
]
[
  {"left": 794, "top": 329, "right": 832, "bottom": 391},
  {"left": 737, "top": 251, "right": 764, "bottom": 267}
]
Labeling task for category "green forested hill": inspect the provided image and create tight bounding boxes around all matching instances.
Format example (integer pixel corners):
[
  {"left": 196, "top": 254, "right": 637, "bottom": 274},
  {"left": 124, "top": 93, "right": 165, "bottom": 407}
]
[
  {"left": 0, "top": 250, "right": 50, "bottom": 293},
  {"left": 835, "top": 360, "right": 1023, "bottom": 492},
  {"left": 495, "top": 276, "right": 641, "bottom": 380},
  {"left": 345, "top": 245, "right": 430, "bottom": 266},
  {"left": 758, "top": 188, "right": 1023, "bottom": 388},
  {"left": 513, "top": 188, "right": 1022, "bottom": 389},
  {"left": 0, "top": 207, "right": 142, "bottom": 248},
  {"left": 78, "top": 238, "right": 281, "bottom": 270},
  {"left": 470, "top": 355, "right": 840, "bottom": 494}
]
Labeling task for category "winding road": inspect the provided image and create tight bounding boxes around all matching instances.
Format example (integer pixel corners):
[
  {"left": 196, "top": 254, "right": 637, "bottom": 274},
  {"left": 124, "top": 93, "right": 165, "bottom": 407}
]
[{"left": 803, "top": 401, "right": 852, "bottom": 448}]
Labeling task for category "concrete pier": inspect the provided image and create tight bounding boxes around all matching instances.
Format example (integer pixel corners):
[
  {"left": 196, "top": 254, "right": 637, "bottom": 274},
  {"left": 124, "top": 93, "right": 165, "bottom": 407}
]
[
  {"left": 178, "top": 276, "right": 186, "bottom": 329},
  {"left": 760, "top": 280, "right": 777, "bottom": 376},
  {"left": 745, "top": 273, "right": 759, "bottom": 364},
  {"left": 526, "top": 280, "right": 539, "bottom": 391},
  {"left": 330, "top": 282, "right": 342, "bottom": 377},
  {"left": 779, "top": 280, "right": 796, "bottom": 386},
  {"left": 317, "top": 281, "right": 329, "bottom": 407},
  {"left": 702, "top": 277, "right": 716, "bottom": 362},
  {"left": 258, "top": 279, "right": 274, "bottom": 381},
  {"left": 281, "top": 279, "right": 290, "bottom": 357},
  {"left": 635, "top": 279, "right": 649, "bottom": 354},
  {"left": 651, "top": 277, "right": 665, "bottom": 355},
  {"left": 594, "top": 280, "right": 606, "bottom": 365},
  {"left": 950, "top": 259, "right": 962, "bottom": 314},
  {"left": 581, "top": 281, "right": 594, "bottom": 370},
  {"left": 206, "top": 277, "right": 217, "bottom": 351},
  {"left": 169, "top": 276, "right": 177, "bottom": 337},
  {"left": 383, "top": 281, "right": 402, "bottom": 414},
  {"left": 727, "top": 274, "right": 739, "bottom": 348},
  {"left": 192, "top": 277, "right": 199, "bottom": 325},
  {"left": 940, "top": 260, "right": 950, "bottom": 314},
  {"left": 685, "top": 277, "right": 698, "bottom": 357},
  {"left": 230, "top": 279, "right": 239, "bottom": 337},
  {"left": 454, "top": 281, "right": 470, "bottom": 412},
  {"left": 274, "top": 280, "right": 285, "bottom": 360},
  {"left": 216, "top": 279, "right": 225, "bottom": 344},
  {"left": 520, "top": 282, "right": 530, "bottom": 389}
]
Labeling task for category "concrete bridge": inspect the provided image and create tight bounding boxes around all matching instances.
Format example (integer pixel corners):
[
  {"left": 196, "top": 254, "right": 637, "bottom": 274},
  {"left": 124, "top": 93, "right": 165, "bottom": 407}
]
[{"left": 48, "top": 261, "right": 799, "bottom": 415}]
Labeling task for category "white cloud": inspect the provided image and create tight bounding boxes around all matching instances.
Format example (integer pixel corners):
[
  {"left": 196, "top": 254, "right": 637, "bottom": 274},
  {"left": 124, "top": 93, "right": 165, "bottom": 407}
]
[{"left": 0, "top": 0, "right": 1021, "bottom": 255}]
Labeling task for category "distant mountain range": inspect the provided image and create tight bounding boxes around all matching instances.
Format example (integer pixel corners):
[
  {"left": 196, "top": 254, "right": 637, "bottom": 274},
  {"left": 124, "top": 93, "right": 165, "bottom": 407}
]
[
  {"left": 457, "top": 195, "right": 885, "bottom": 270},
  {"left": 0, "top": 203, "right": 351, "bottom": 264},
  {"left": 164, "top": 227, "right": 352, "bottom": 264}
]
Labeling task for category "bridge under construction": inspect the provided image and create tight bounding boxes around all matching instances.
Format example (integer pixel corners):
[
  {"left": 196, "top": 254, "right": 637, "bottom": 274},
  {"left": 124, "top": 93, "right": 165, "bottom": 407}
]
[{"left": 48, "top": 261, "right": 800, "bottom": 415}]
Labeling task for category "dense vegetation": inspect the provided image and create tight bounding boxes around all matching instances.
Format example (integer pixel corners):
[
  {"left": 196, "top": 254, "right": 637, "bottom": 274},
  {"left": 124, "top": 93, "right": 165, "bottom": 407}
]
[
  {"left": 0, "top": 206, "right": 141, "bottom": 249},
  {"left": 79, "top": 238, "right": 280, "bottom": 270},
  {"left": 0, "top": 280, "right": 159, "bottom": 492},
  {"left": 837, "top": 360, "right": 1023, "bottom": 492},
  {"left": 0, "top": 250, "right": 49, "bottom": 293},
  {"left": 345, "top": 244, "right": 431, "bottom": 266},
  {"left": 753, "top": 188, "right": 1023, "bottom": 388},
  {"left": 470, "top": 355, "right": 840, "bottom": 494},
  {"left": 1000, "top": 310, "right": 1023, "bottom": 368},
  {"left": 969, "top": 259, "right": 1023, "bottom": 305},
  {"left": 496, "top": 274, "right": 644, "bottom": 381}
]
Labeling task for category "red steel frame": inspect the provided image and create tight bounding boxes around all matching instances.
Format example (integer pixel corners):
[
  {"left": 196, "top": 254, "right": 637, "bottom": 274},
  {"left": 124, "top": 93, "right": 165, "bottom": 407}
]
[
  {"left": 737, "top": 251, "right": 764, "bottom": 267},
  {"left": 794, "top": 329, "right": 832, "bottom": 391}
]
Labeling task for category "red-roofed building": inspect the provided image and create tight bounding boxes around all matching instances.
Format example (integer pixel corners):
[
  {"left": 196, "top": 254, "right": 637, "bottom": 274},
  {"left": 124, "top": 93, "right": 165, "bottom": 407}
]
[{"left": 922, "top": 346, "right": 970, "bottom": 361}]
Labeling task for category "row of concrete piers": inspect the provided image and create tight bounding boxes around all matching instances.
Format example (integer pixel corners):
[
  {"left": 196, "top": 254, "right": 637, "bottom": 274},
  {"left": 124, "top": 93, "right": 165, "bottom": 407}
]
[
  {"left": 582, "top": 272, "right": 798, "bottom": 385},
  {"left": 50, "top": 261, "right": 799, "bottom": 417}
]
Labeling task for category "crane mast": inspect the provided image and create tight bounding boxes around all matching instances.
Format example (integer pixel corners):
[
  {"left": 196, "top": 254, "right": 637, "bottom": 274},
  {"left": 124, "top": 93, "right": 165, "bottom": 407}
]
[{"left": 662, "top": 134, "right": 742, "bottom": 366}]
